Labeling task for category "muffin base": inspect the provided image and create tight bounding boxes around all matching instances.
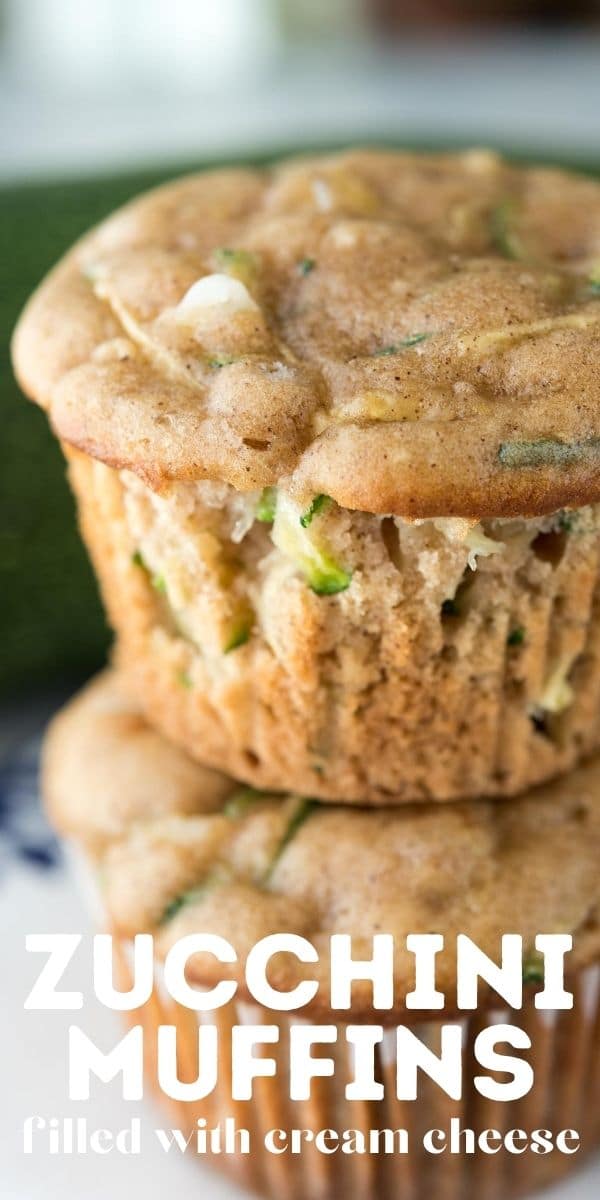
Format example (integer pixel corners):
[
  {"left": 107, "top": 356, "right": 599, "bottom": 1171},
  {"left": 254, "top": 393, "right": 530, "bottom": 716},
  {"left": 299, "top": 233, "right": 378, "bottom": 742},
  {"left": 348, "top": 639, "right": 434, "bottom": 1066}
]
[
  {"left": 113, "top": 938, "right": 600, "bottom": 1200},
  {"left": 67, "top": 446, "right": 600, "bottom": 804}
]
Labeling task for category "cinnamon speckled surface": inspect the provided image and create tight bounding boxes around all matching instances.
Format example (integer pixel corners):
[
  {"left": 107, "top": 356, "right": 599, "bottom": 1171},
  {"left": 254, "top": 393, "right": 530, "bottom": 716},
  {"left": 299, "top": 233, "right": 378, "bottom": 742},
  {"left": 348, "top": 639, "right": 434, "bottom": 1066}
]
[{"left": 13, "top": 149, "right": 600, "bottom": 519}]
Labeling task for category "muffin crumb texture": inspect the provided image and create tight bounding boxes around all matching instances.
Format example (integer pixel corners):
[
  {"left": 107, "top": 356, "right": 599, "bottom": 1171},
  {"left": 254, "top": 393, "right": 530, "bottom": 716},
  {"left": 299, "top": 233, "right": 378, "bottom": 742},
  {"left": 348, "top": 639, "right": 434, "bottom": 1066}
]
[{"left": 69, "top": 446, "right": 600, "bottom": 803}]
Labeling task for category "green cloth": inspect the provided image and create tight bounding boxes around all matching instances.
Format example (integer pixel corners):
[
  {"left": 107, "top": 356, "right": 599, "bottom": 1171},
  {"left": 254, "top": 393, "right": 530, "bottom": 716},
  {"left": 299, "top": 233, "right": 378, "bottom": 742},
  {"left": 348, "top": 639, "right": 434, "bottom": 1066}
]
[{"left": 1, "top": 148, "right": 598, "bottom": 697}]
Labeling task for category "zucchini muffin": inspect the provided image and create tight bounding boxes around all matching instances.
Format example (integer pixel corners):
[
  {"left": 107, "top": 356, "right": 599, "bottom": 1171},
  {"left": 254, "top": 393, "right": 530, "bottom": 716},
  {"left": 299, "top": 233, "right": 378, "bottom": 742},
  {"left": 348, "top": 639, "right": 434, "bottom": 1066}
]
[
  {"left": 15, "top": 148, "right": 600, "bottom": 803},
  {"left": 44, "top": 671, "right": 600, "bottom": 1200}
]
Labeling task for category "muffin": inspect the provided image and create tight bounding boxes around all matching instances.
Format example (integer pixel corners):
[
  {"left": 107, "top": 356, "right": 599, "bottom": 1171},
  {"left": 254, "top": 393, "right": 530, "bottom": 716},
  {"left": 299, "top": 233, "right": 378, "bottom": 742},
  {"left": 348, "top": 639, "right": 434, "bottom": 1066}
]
[
  {"left": 44, "top": 670, "right": 600, "bottom": 1199},
  {"left": 14, "top": 148, "right": 600, "bottom": 803}
]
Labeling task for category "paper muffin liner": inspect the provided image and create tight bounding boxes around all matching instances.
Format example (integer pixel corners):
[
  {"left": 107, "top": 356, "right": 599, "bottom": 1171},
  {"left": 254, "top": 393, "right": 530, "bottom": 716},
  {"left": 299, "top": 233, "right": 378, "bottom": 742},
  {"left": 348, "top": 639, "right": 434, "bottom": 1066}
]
[
  {"left": 65, "top": 446, "right": 600, "bottom": 806},
  {"left": 110, "top": 935, "right": 600, "bottom": 1200}
]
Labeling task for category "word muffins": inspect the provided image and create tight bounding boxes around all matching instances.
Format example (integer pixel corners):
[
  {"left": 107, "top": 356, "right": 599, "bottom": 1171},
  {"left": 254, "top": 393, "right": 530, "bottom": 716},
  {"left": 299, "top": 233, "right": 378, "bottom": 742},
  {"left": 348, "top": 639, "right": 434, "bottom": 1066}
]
[{"left": 13, "top": 149, "right": 600, "bottom": 804}]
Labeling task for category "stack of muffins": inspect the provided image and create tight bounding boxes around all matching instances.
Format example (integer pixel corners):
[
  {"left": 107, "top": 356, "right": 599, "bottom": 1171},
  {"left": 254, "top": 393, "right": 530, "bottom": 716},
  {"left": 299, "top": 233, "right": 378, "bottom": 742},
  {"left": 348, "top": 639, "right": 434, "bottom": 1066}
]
[{"left": 13, "top": 149, "right": 600, "bottom": 1199}]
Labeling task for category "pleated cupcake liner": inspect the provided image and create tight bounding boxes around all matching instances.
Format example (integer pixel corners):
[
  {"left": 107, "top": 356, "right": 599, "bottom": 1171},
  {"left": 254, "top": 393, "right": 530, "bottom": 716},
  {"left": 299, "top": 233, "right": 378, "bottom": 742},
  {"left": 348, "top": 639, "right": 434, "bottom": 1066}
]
[
  {"left": 113, "top": 938, "right": 600, "bottom": 1200},
  {"left": 67, "top": 447, "right": 600, "bottom": 805}
]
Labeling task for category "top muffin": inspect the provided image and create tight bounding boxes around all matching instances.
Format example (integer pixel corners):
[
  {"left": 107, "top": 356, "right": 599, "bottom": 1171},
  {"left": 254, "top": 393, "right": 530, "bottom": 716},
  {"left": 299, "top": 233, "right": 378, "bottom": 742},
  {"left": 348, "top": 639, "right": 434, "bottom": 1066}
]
[
  {"left": 13, "top": 148, "right": 600, "bottom": 519},
  {"left": 12, "top": 151, "right": 600, "bottom": 804}
]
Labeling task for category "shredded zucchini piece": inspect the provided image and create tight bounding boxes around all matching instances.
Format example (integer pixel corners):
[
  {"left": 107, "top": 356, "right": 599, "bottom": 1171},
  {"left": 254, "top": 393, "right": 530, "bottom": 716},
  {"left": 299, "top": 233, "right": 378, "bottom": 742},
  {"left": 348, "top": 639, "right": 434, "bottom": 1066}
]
[
  {"left": 256, "top": 486, "right": 277, "bottom": 523},
  {"left": 490, "top": 200, "right": 525, "bottom": 260},
  {"left": 373, "top": 332, "right": 431, "bottom": 356},
  {"left": 224, "top": 788, "right": 271, "bottom": 820},
  {"left": 223, "top": 618, "right": 252, "bottom": 653},
  {"left": 213, "top": 247, "right": 257, "bottom": 286},
  {"left": 300, "top": 494, "right": 330, "bottom": 528},
  {"left": 589, "top": 269, "right": 600, "bottom": 296},
  {"left": 263, "top": 799, "right": 318, "bottom": 882},
  {"left": 208, "top": 354, "right": 238, "bottom": 369},
  {"left": 272, "top": 494, "right": 352, "bottom": 596},
  {"left": 507, "top": 627, "right": 525, "bottom": 647},
  {"left": 161, "top": 872, "right": 222, "bottom": 924},
  {"left": 522, "top": 950, "right": 545, "bottom": 984},
  {"left": 498, "top": 437, "right": 600, "bottom": 469}
]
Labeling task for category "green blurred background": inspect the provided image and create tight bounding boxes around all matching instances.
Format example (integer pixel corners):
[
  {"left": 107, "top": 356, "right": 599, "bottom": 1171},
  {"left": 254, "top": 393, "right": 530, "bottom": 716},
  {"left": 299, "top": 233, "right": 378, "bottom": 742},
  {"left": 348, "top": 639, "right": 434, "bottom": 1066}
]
[{"left": 1, "top": 172, "right": 166, "bottom": 697}]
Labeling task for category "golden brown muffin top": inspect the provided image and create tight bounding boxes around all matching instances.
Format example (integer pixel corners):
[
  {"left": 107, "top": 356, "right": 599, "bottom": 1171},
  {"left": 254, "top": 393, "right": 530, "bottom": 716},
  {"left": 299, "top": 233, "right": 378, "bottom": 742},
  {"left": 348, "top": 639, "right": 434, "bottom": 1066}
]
[
  {"left": 12, "top": 149, "right": 600, "bottom": 518},
  {"left": 44, "top": 671, "right": 600, "bottom": 1020}
]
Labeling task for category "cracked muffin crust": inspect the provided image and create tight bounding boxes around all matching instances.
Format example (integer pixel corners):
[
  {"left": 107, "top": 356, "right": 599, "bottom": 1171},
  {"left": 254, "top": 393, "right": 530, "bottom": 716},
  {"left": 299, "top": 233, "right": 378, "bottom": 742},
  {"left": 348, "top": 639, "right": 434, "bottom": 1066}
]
[
  {"left": 44, "top": 671, "right": 600, "bottom": 1021},
  {"left": 12, "top": 149, "right": 600, "bottom": 516},
  {"left": 13, "top": 149, "right": 600, "bottom": 801}
]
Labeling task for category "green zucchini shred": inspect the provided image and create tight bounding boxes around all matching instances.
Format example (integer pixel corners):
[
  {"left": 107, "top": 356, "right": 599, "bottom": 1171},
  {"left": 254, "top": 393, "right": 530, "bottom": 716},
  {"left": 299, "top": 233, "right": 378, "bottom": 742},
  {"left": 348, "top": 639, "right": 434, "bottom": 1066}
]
[
  {"left": 208, "top": 354, "right": 238, "bottom": 369},
  {"left": 507, "top": 627, "right": 525, "bottom": 647},
  {"left": 556, "top": 511, "right": 575, "bottom": 533},
  {"left": 132, "top": 550, "right": 168, "bottom": 598},
  {"left": 490, "top": 200, "right": 523, "bottom": 260},
  {"left": 373, "top": 332, "right": 430, "bottom": 357},
  {"left": 263, "top": 798, "right": 318, "bottom": 883},
  {"left": 309, "top": 562, "right": 352, "bottom": 596},
  {"left": 272, "top": 494, "right": 352, "bottom": 596},
  {"left": 300, "top": 494, "right": 331, "bottom": 528},
  {"left": 223, "top": 620, "right": 252, "bottom": 653},
  {"left": 522, "top": 950, "right": 545, "bottom": 984},
  {"left": 256, "top": 487, "right": 277, "bottom": 523},
  {"left": 214, "top": 247, "right": 256, "bottom": 272},
  {"left": 498, "top": 437, "right": 600, "bottom": 469},
  {"left": 161, "top": 876, "right": 219, "bottom": 924},
  {"left": 224, "top": 788, "right": 271, "bottom": 820}
]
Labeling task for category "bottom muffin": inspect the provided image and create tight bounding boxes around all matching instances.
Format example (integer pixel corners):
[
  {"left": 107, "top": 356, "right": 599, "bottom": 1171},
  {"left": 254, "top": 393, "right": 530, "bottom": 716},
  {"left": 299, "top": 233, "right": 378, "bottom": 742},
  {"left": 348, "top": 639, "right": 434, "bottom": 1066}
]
[{"left": 43, "top": 671, "right": 600, "bottom": 1200}]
